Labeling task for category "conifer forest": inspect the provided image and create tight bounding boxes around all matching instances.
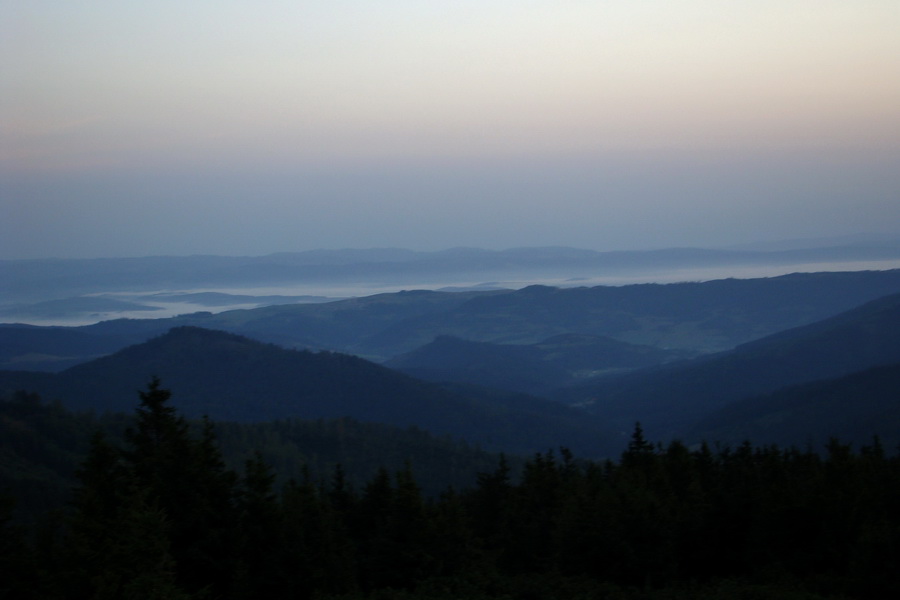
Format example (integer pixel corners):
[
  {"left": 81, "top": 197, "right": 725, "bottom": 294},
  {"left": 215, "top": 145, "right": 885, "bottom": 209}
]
[{"left": 3, "top": 380, "right": 899, "bottom": 599}]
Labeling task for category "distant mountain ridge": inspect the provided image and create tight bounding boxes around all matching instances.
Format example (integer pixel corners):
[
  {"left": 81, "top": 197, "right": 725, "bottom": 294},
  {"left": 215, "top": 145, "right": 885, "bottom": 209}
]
[
  {"left": 5, "top": 240, "right": 900, "bottom": 305},
  {"left": 5, "top": 269, "right": 900, "bottom": 372}
]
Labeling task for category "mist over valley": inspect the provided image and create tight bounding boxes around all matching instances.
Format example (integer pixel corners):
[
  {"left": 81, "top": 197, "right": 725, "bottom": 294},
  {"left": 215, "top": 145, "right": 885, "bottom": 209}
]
[{"left": 5, "top": 237, "right": 900, "bottom": 326}]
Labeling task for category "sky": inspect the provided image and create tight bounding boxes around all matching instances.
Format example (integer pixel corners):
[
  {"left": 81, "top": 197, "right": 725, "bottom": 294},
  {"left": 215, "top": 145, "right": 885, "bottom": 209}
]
[{"left": 2, "top": 1, "right": 899, "bottom": 259}]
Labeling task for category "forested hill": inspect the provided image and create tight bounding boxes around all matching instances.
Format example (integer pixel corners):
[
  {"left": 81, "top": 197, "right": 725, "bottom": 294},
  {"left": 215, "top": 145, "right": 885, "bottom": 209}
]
[
  {"left": 255, "top": 268, "right": 900, "bottom": 358},
  {"left": 0, "top": 326, "right": 617, "bottom": 457},
  {"left": 0, "top": 389, "right": 506, "bottom": 524},
  {"left": 6, "top": 269, "right": 900, "bottom": 372},
  {"left": 3, "top": 381, "right": 899, "bottom": 599},
  {"left": 554, "top": 291, "right": 900, "bottom": 441},
  {"left": 331, "top": 269, "right": 900, "bottom": 357},
  {"left": 385, "top": 333, "right": 686, "bottom": 393},
  {"left": 689, "top": 361, "right": 900, "bottom": 449}
]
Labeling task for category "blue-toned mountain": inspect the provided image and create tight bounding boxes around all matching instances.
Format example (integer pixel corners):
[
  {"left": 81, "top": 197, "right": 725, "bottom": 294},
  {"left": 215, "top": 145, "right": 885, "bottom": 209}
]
[
  {"left": 688, "top": 362, "right": 900, "bottom": 449},
  {"left": 554, "top": 292, "right": 900, "bottom": 441},
  {"left": 386, "top": 333, "right": 686, "bottom": 394},
  {"left": 6, "top": 269, "right": 900, "bottom": 372},
  {"left": 0, "top": 326, "right": 617, "bottom": 457}
]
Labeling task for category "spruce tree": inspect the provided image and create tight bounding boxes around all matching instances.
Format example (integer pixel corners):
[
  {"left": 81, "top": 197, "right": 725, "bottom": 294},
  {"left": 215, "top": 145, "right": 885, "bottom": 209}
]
[{"left": 66, "top": 378, "right": 240, "bottom": 598}]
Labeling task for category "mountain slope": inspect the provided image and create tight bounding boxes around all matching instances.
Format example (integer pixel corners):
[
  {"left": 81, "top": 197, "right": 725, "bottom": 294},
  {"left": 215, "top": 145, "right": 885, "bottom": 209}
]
[
  {"left": 687, "top": 362, "right": 900, "bottom": 449},
  {"left": 323, "top": 269, "right": 900, "bottom": 358},
  {"left": 0, "top": 326, "right": 617, "bottom": 457},
  {"left": 553, "top": 292, "right": 900, "bottom": 440},
  {"left": 0, "top": 324, "right": 137, "bottom": 371},
  {"left": 386, "top": 333, "right": 683, "bottom": 394},
  {"left": 0, "top": 390, "right": 506, "bottom": 523}
]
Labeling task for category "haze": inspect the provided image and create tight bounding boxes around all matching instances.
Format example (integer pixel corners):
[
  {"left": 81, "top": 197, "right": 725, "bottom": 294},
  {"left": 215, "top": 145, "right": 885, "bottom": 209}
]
[{"left": 2, "top": 1, "right": 898, "bottom": 259}]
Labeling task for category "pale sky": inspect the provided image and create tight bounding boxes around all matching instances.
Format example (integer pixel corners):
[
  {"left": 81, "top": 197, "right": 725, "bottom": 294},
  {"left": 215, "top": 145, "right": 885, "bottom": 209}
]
[{"left": 2, "top": 1, "right": 899, "bottom": 258}]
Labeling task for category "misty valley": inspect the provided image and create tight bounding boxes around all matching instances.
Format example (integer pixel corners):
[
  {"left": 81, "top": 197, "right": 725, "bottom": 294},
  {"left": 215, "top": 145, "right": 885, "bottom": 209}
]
[{"left": 3, "top": 244, "right": 900, "bottom": 598}]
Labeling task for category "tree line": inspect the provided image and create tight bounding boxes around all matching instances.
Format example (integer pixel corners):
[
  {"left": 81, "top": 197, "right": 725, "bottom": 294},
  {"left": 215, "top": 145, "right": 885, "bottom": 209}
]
[{"left": 2, "top": 380, "right": 899, "bottom": 599}]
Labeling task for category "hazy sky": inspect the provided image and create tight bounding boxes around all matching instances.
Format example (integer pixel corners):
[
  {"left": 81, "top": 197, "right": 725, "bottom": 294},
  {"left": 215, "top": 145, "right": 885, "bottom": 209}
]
[{"left": 2, "top": 1, "right": 899, "bottom": 259}]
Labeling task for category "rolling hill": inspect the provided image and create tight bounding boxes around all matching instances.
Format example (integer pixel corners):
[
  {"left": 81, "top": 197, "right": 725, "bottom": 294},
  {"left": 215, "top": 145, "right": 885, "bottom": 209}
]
[
  {"left": 687, "top": 362, "right": 900, "bottom": 449},
  {"left": 374, "top": 270, "right": 900, "bottom": 356},
  {"left": 386, "top": 333, "right": 685, "bottom": 394},
  {"left": 0, "top": 388, "right": 508, "bottom": 523},
  {"left": 554, "top": 292, "right": 900, "bottom": 440},
  {"left": 0, "top": 326, "right": 617, "bottom": 457}
]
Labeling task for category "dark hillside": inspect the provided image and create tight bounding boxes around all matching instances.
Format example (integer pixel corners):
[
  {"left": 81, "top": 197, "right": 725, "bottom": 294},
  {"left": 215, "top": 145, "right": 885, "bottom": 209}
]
[
  {"left": 355, "top": 269, "right": 900, "bottom": 356},
  {"left": 387, "top": 333, "right": 683, "bottom": 394},
  {"left": 0, "top": 326, "right": 617, "bottom": 457},
  {"left": 0, "top": 324, "right": 135, "bottom": 371},
  {"left": 0, "top": 391, "right": 506, "bottom": 523},
  {"left": 554, "top": 292, "right": 900, "bottom": 441},
  {"left": 689, "top": 362, "right": 900, "bottom": 449},
  {"left": 386, "top": 335, "right": 561, "bottom": 393},
  {"left": 7, "top": 388, "right": 900, "bottom": 599}
]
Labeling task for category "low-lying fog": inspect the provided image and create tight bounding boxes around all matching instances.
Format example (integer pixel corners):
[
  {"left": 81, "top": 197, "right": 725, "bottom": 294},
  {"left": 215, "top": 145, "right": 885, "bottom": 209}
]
[{"left": 6, "top": 257, "right": 900, "bottom": 327}]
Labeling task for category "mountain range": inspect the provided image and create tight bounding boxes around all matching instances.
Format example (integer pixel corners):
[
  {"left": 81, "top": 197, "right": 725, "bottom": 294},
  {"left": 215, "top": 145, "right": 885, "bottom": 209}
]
[
  {"left": 4, "top": 239, "right": 900, "bottom": 324},
  {"left": 5, "top": 269, "right": 900, "bottom": 374},
  {"left": 4, "top": 241, "right": 899, "bottom": 293},
  {"left": 3, "top": 262, "right": 900, "bottom": 459}
]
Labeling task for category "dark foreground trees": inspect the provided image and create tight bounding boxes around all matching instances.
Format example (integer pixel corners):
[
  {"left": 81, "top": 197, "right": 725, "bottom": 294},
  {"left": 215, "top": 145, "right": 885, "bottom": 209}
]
[{"left": 4, "top": 381, "right": 899, "bottom": 599}]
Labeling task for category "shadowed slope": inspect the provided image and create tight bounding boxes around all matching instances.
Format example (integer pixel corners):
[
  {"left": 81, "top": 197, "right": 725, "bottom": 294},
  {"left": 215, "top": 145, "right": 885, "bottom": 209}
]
[
  {"left": 0, "top": 326, "right": 617, "bottom": 457},
  {"left": 554, "top": 292, "right": 900, "bottom": 440}
]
